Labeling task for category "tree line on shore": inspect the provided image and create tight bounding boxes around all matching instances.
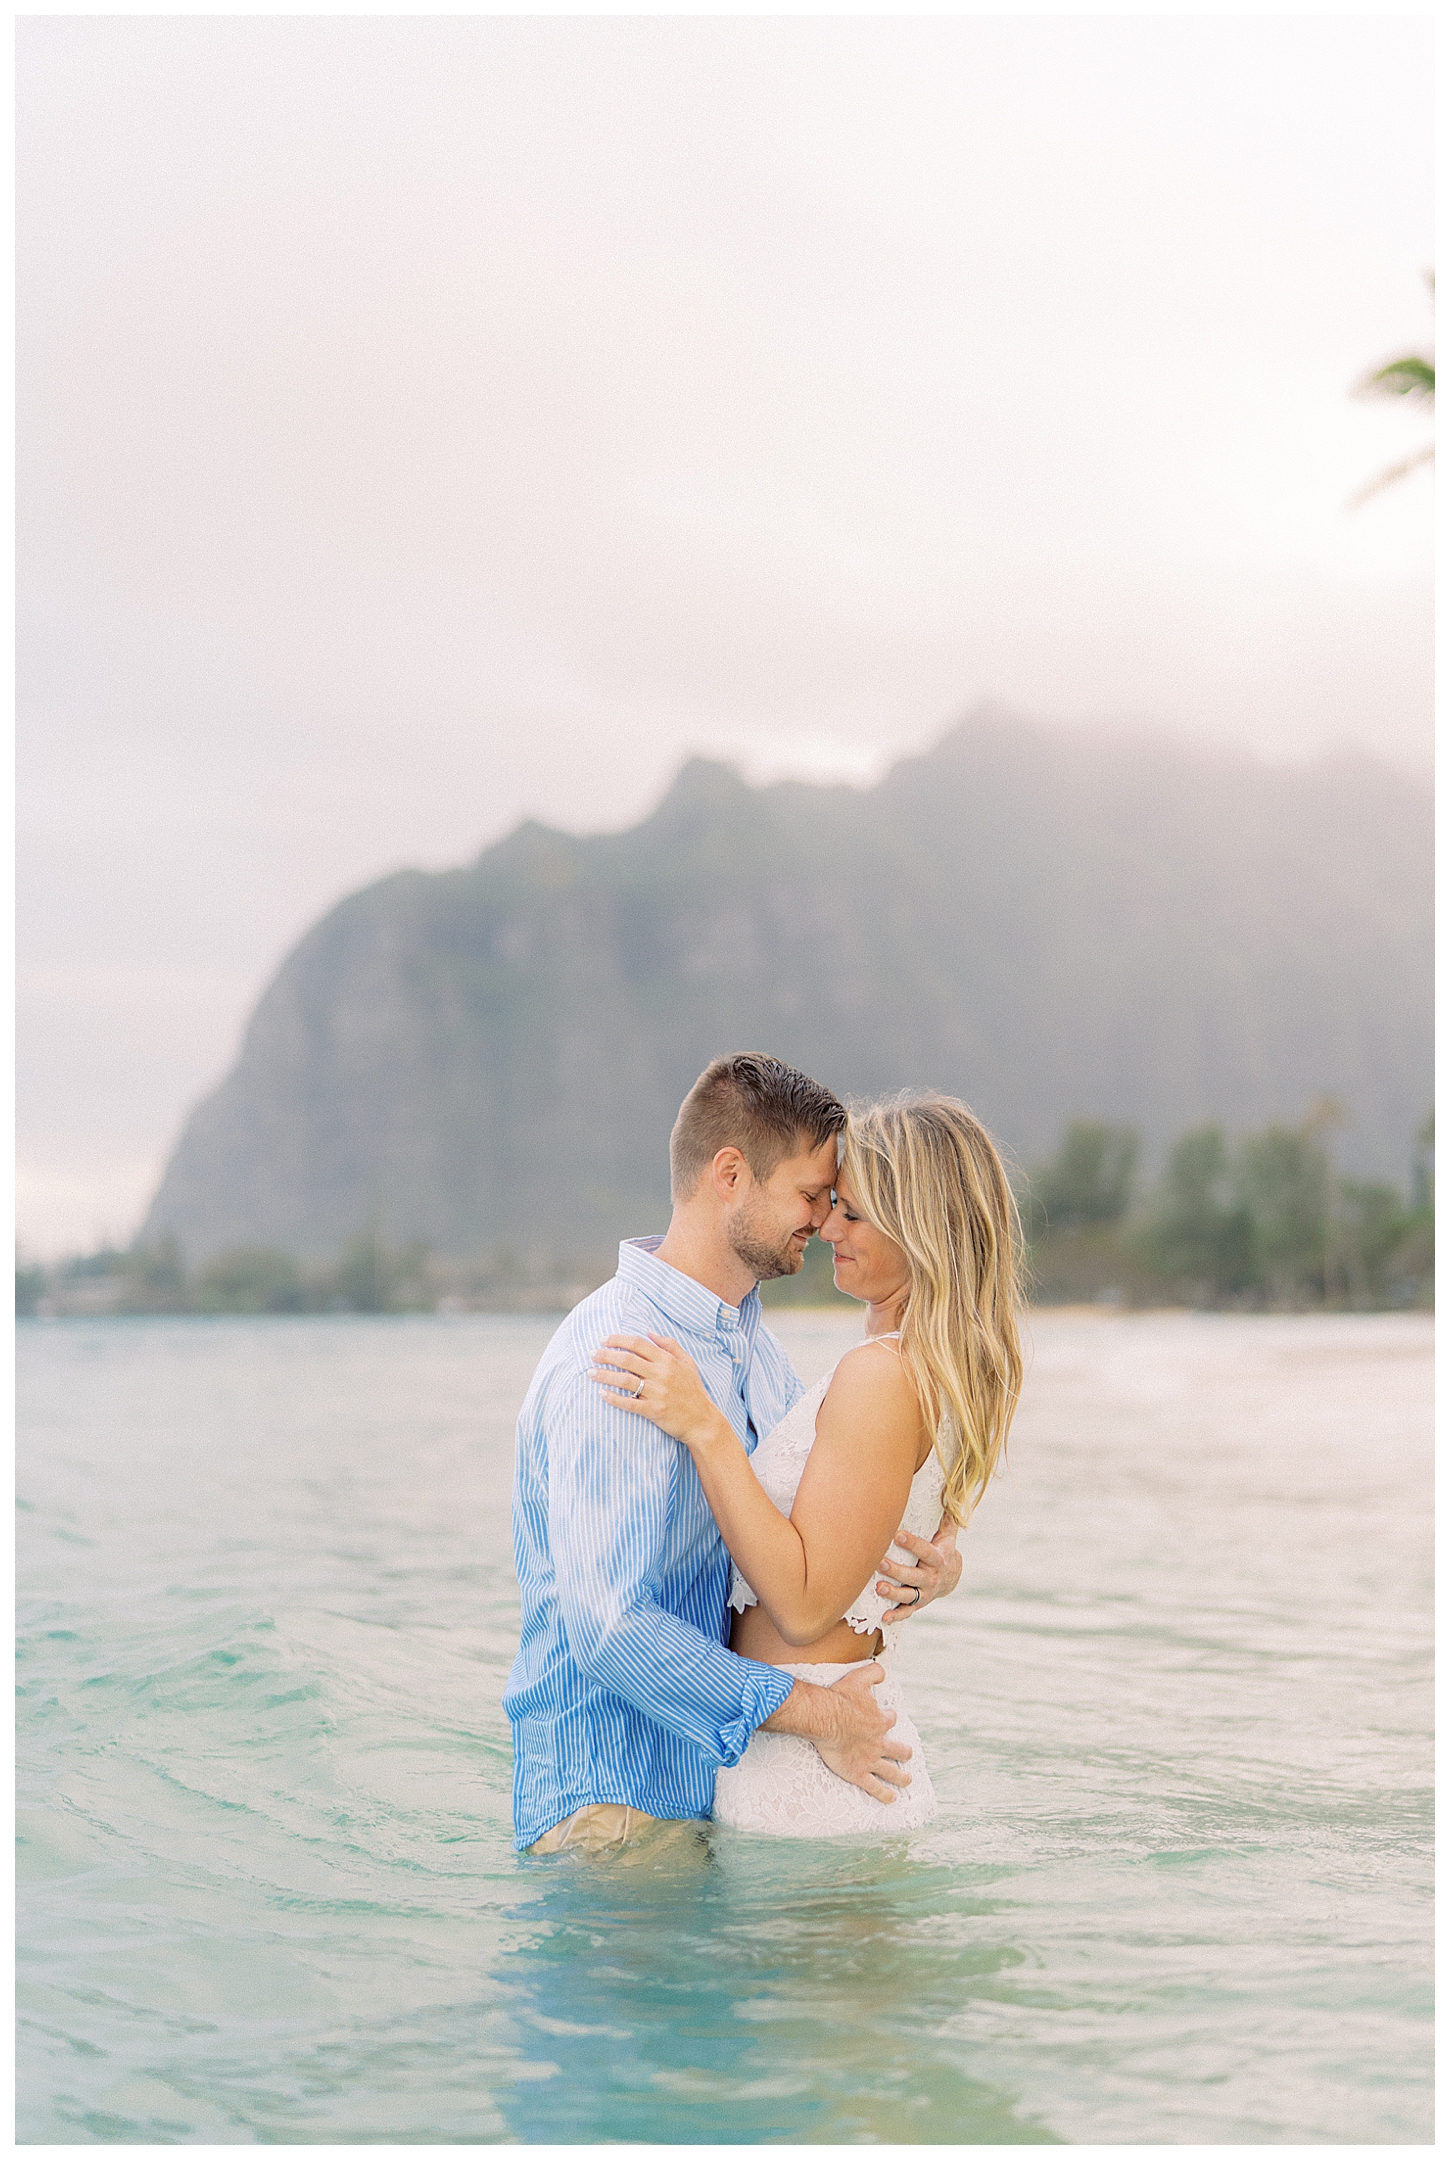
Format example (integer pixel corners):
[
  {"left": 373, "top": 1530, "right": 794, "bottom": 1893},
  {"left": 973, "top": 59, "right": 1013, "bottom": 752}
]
[
  {"left": 16, "top": 1227, "right": 442, "bottom": 1320},
  {"left": 17, "top": 1104, "right": 1433, "bottom": 1319},
  {"left": 1018, "top": 1103, "right": 1433, "bottom": 1311}
]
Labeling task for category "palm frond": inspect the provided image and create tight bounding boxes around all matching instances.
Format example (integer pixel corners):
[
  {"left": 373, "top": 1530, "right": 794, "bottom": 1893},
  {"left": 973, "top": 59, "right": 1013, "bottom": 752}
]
[
  {"left": 1357, "top": 353, "right": 1435, "bottom": 403},
  {"left": 1346, "top": 440, "right": 1435, "bottom": 510}
]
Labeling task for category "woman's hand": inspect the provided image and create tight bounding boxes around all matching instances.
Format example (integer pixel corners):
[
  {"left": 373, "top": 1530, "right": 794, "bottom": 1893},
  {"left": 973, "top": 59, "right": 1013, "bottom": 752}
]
[
  {"left": 875, "top": 1516, "right": 962, "bottom": 1625},
  {"left": 590, "top": 1334, "right": 731, "bottom": 1452}
]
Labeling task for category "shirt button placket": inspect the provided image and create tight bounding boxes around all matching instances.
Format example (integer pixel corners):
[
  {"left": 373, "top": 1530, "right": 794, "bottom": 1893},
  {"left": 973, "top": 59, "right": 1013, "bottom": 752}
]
[{"left": 719, "top": 1309, "right": 755, "bottom": 1446}]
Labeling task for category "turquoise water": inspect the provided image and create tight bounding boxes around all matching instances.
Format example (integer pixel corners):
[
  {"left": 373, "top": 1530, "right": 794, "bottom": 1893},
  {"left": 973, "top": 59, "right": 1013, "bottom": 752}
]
[{"left": 17, "top": 1309, "right": 1432, "bottom": 2144}]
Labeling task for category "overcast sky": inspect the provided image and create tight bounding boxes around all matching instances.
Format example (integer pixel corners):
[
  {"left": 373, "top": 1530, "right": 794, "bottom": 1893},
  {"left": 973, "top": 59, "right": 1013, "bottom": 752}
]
[{"left": 18, "top": 13, "right": 1434, "bottom": 1254}]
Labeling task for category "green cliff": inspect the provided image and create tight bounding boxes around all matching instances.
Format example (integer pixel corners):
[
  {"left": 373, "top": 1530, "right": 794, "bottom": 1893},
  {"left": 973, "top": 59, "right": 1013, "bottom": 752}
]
[{"left": 143, "top": 709, "right": 1432, "bottom": 1276}]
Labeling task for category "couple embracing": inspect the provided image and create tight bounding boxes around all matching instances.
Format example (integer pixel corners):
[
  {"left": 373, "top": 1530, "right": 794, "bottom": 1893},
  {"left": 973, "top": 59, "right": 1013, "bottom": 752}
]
[{"left": 503, "top": 1054, "right": 1023, "bottom": 1855}]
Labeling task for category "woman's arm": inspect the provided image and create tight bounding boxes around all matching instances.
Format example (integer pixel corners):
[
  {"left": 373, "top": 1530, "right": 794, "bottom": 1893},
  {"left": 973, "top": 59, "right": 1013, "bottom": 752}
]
[{"left": 592, "top": 1334, "right": 926, "bottom": 1647}]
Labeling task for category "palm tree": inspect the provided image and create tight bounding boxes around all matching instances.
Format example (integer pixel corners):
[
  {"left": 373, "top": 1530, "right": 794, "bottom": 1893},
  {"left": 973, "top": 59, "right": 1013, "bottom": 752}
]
[{"left": 1349, "top": 275, "right": 1434, "bottom": 507}]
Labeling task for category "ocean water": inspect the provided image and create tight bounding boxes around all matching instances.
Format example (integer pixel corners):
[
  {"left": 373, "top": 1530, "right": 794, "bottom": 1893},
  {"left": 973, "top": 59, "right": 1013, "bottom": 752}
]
[{"left": 17, "top": 1307, "right": 1432, "bottom": 2145}]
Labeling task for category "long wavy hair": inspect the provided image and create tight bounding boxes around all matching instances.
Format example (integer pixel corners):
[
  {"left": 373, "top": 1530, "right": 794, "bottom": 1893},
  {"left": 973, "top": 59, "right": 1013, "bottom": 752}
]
[{"left": 840, "top": 1091, "right": 1025, "bottom": 1524}]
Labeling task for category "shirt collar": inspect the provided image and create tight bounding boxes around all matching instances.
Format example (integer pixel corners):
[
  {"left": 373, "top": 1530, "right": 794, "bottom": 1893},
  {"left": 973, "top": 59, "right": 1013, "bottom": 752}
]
[{"left": 617, "top": 1236, "right": 761, "bottom": 1345}]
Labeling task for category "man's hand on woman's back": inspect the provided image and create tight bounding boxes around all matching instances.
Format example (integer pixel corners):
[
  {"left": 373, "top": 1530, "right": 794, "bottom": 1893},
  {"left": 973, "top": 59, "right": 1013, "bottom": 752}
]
[{"left": 759, "top": 1662, "right": 912, "bottom": 1804}]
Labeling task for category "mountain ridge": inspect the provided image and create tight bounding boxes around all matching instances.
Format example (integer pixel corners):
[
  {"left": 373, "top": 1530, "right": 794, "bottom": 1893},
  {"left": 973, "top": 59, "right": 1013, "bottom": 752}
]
[{"left": 144, "top": 708, "right": 1432, "bottom": 1273}]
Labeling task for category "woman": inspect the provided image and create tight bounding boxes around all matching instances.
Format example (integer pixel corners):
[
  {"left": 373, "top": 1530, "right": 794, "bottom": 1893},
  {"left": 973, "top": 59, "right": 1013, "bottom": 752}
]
[{"left": 591, "top": 1091, "right": 1024, "bottom": 1837}]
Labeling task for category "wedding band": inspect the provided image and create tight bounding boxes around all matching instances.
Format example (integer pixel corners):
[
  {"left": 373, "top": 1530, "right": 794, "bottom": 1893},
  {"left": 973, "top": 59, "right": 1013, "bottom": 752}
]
[
  {"left": 633, "top": 1382, "right": 646, "bottom": 1399},
  {"left": 904, "top": 1585, "right": 921, "bottom": 1606}
]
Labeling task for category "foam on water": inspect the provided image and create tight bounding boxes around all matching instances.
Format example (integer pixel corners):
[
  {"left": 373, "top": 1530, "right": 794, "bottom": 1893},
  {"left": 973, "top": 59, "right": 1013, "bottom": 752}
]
[{"left": 17, "top": 1310, "right": 1431, "bottom": 2143}]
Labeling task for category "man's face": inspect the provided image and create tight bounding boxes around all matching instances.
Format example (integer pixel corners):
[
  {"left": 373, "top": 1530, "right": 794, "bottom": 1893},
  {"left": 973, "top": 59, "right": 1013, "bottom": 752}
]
[{"left": 725, "top": 1135, "right": 840, "bottom": 1283}]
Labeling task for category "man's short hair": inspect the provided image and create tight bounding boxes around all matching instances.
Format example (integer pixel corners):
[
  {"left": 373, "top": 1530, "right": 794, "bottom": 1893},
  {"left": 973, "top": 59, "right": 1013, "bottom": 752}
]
[{"left": 669, "top": 1054, "right": 846, "bottom": 1202}]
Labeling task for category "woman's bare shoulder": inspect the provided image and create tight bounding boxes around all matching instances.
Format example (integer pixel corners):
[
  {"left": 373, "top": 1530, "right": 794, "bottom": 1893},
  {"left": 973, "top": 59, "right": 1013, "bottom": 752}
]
[{"left": 818, "top": 1338, "right": 920, "bottom": 1427}]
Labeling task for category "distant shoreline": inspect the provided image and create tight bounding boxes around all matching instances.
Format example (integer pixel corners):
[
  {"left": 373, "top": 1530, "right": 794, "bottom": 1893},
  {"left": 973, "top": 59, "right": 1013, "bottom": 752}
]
[{"left": 18, "top": 1300, "right": 1433, "bottom": 1325}]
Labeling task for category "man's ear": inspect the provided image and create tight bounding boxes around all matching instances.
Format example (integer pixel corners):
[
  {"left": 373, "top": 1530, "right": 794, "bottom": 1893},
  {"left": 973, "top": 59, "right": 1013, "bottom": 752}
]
[{"left": 710, "top": 1147, "right": 749, "bottom": 1204}]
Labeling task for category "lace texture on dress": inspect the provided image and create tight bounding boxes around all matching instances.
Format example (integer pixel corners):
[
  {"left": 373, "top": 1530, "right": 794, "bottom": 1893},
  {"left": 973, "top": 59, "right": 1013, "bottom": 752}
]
[{"left": 727, "top": 1341, "right": 947, "bottom": 1657}]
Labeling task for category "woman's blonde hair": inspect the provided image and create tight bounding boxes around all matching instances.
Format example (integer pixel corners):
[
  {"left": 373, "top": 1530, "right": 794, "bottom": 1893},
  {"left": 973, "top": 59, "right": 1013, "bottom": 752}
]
[{"left": 840, "top": 1091, "right": 1024, "bottom": 1524}]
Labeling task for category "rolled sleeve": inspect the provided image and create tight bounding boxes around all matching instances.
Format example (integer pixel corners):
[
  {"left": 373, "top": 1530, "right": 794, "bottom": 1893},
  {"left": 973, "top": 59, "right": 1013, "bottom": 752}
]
[
  {"left": 716, "top": 1665, "right": 796, "bottom": 1766},
  {"left": 547, "top": 1372, "right": 794, "bottom": 1764}
]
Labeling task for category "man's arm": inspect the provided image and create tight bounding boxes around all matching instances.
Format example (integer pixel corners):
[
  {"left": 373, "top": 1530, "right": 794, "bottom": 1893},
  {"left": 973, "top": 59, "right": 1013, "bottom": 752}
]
[{"left": 547, "top": 1370, "right": 795, "bottom": 1765}]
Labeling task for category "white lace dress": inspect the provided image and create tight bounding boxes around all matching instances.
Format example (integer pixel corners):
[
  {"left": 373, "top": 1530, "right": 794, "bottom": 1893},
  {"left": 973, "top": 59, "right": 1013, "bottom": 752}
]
[{"left": 712, "top": 1339, "right": 945, "bottom": 1838}]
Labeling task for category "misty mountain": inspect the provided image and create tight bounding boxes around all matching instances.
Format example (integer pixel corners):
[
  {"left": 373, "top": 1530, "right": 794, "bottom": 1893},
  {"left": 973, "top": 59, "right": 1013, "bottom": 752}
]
[{"left": 144, "top": 708, "right": 1432, "bottom": 1274}]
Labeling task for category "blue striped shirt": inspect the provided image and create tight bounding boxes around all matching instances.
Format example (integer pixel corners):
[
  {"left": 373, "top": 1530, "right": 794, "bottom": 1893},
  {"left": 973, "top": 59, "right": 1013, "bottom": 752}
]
[{"left": 503, "top": 1236, "right": 804, "bottom": 1849}]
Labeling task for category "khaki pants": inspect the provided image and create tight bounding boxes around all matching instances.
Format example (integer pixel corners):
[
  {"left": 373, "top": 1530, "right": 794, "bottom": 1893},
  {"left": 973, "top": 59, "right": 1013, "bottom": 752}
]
[{"left": 527, "top": 1803, "right": 706, "bottom": 1863}]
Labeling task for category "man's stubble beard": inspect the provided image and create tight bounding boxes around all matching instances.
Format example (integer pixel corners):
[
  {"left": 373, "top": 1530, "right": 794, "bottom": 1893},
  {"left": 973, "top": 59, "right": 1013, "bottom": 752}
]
[{"left": 726, "top": 1199, "right": 806, "bottom": 1283}]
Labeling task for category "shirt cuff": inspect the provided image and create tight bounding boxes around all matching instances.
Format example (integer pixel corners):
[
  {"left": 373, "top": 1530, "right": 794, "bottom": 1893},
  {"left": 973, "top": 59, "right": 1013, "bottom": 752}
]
[{"left": 716, "top": 1662, "right": 797, "bottom": 1767}]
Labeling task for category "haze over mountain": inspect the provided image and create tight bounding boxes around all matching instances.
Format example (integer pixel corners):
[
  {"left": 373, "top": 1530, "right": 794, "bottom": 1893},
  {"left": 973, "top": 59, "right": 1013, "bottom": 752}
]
[{"left": 145, "top": 709, "right": 1432, "bottom": 1276}]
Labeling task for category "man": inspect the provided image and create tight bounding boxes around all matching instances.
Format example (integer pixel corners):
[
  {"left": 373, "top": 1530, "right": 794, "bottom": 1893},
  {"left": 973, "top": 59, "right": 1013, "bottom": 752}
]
[{"left": 503, "top": 1053, "right": 962, "bottom": 1857}]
